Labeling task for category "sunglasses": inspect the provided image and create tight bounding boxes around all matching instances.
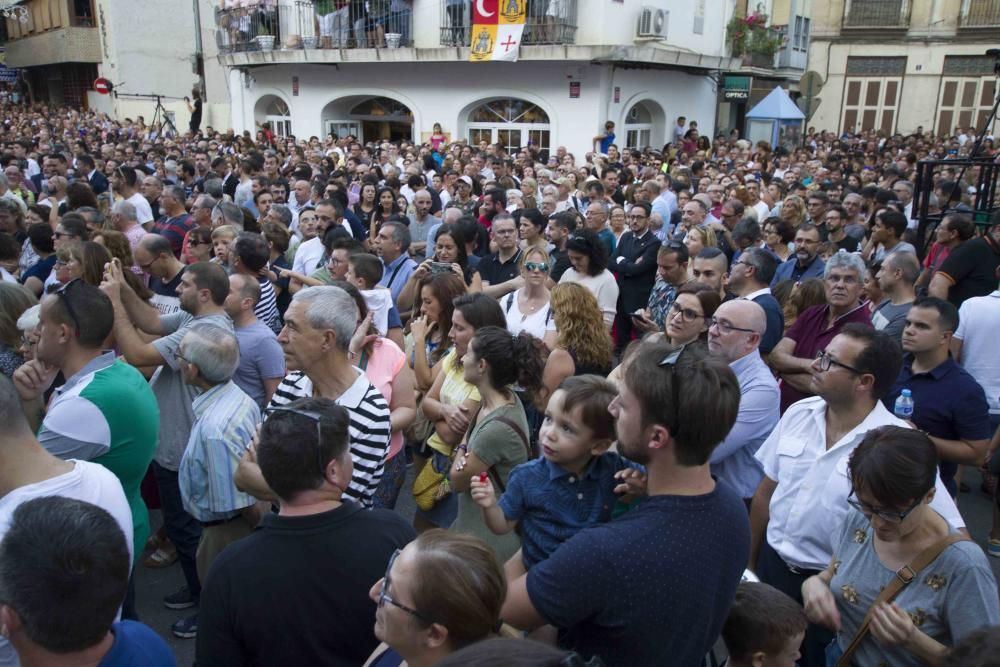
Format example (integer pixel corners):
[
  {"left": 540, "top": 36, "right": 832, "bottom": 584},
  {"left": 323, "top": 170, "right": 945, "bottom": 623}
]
[
  {"left": 524, "top": 262, "right": 549, "bottom": 273},
  {"left": 55, "top": 278, "right": 82, "bottom": 338}
]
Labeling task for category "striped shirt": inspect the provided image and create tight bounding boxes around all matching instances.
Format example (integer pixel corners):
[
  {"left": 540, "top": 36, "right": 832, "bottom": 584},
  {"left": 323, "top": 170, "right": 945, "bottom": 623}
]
[
  {"left": 255, "top": 277, "right": 281, "bottom": 333},
  {"left": 179, "top": 381, "right": 260, "bottom": 523},
  {"left": 268, "top": 369, "right": 390, "bottom": 508}
]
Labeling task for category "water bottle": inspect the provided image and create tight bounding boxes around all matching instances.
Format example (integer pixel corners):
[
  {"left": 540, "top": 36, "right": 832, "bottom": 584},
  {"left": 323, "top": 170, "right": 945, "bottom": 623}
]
[{"left": 894, "top": 389, "right": 914, "bottom": 420}]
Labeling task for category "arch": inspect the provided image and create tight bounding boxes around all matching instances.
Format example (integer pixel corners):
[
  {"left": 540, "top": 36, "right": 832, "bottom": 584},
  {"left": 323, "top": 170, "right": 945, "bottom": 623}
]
[
  {"left": 253, "top": 92, "right": 294, "bottom": 139},
  {"left": 458, "top": 95, "right": 555, "bottom": 155},
  {"left": 621, "top": 97, "right": 667, "bottom": 151},
  {"left": 319, "top": 91, "right": 419, "bottom": 144}
]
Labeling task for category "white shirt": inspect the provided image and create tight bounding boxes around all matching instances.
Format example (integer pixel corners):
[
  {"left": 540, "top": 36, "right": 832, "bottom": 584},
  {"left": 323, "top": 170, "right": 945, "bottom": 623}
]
[
  {"left": 755, "top": 396, "right": 964, "bottom": 571},
  {"left": 955, "top": 290, "right": 1000, "bottom": 414},
  {"left": 0, "top": 460, "right": 133, "bottom": 667},
  {"left": 292, "top": 236, "right": 325, "bottom": 275},
  {"left": 741, "top": 287, "right": 771, "bottom": 302},
  {"left": 126, "top": 192, "right": 154, "bottom": 226},
  {"left": 558, "top": 267, "right": 619, "bottom": 328}
]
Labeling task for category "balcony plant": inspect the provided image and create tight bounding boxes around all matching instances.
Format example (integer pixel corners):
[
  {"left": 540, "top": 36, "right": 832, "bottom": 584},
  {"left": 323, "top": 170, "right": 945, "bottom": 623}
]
[{"left": 726, "top": 12, "right": 784, "bottom": 62}]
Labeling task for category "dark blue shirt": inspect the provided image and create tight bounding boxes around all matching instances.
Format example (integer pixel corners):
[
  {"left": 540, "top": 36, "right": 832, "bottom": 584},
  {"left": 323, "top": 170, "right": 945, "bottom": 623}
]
[
  {"left": 883, "top": 356, "right": 992, "bottom": 495},
  {"left": 99, "top": 620, "right": 175, "bottom": 666},
  {"left": 770, "top": 254, "right": 825, "bottom": 288},
  {"left": 526, "top": 480, "right": 749, "bottom": 667},
  {"left": 498, "top": 453, "right": 636, "bottom": 570},
  {"left": 21, "top": 254, "right": 55, "bottom": 288},
  {"left": 751, "top": 292, "right": 785, "bottom": 354}
]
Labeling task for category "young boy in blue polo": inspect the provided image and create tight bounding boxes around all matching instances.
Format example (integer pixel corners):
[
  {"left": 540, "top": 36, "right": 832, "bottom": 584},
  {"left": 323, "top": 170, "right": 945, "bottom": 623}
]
[{"left": 470, "top": 375, "right": 642, "bottom": 579}]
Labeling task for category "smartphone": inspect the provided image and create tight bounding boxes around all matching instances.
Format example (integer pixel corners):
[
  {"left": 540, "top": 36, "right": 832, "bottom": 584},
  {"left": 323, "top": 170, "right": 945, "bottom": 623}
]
[{"left": 429, "top": 261, "right": 452, "bottom": 275}]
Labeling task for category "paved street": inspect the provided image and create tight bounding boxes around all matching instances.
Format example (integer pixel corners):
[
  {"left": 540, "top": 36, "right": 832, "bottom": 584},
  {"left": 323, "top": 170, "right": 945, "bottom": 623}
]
[{"left": 136, "top": 466, "right": 1000, "bottom": 666}]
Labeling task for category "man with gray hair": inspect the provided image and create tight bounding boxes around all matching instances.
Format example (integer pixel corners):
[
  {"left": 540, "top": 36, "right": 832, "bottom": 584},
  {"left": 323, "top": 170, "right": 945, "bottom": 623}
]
[
  {"left": 111, "top": 199, "right": 147, "bottom": 254},
  {"left": 769, "top": 251, "right": 872, "bottom": 412},
  {"left": 212, "top": 201, "right": 245, "bottom": 232},
  {"left": 153, "top": 184, "right": 196, "bottom": 258},
  {"left": 374, "top": 220, "right": 416, "bottom": 302},
  {"left": 176, "top": 322, "right": 262, "bottom": 639},
  {"left": 235, "top": 286, "right": 391, "bottom": 509},
  {"left": 408, "top": 189, "right": 440, "bottom": 263}
]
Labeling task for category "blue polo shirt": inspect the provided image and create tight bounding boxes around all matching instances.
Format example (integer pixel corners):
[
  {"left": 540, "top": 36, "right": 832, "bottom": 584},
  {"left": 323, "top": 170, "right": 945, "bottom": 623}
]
[
  {"left": 498, "top": 453, "right": 636, "bottom": 570},
  {"left": 883, "top": 356, "right": 992, "bottom": 495}
]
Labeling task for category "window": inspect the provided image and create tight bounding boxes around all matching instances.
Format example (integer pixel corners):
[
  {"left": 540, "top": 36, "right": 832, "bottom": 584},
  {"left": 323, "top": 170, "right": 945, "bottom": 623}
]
[
  {"left": 937, "top": 78, "right": 997, "bottom": 137},
  {"left": 466, "top": 98, "right": 550, "bottom": 154},
  {"left": 325, "top": 121, "right": 361, "bottom": 141},
  {"left": 263, "top": 98, "right": 292, "bottom": 138},
  {"left": 693, "top": 0, "right": 705, "bottom": 34},
  {"left": 793, "top": 16, "right": 810, "bottom": 51},
  {"left": 841, "top": 57, "right": 905, "bottom": 134},
  {"left": 624, "top": 102, "right": 654, "bottom": 150}
]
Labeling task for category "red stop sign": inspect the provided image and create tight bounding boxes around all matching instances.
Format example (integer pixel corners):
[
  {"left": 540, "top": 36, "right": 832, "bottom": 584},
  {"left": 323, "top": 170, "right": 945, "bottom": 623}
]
[{"left": 94, "top": 77, "right": 113, "bottom": 95}]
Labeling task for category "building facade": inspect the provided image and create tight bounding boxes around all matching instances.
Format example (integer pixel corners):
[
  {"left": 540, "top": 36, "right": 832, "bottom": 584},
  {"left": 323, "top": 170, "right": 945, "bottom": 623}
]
[
  {"left": 807, "top": 0, "right": 1000, "bottom": 136},
  {"left": 206, "top": 0, "right": 741, "bottom": 157},
  {"left": 4, "top": 0, "right": 201, "bottom": 125}
]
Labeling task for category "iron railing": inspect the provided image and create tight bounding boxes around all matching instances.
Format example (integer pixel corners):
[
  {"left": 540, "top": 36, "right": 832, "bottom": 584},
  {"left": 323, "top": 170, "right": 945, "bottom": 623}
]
[
  {"left": 962, "top": 0, "right": 1000, "bottom": 27},
  {"left": 843, "top": 0, "right": 907, "bottom": 27},
  {"left": 439, "top": 0, "right": 577, "bottom": 47},
  {"left": 215, "top": 1, "right": 413, "bottom": 53}
]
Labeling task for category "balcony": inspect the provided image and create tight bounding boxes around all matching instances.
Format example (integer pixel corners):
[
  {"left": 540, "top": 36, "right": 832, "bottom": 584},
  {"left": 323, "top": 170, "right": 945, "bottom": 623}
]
[
  {"left": 4, "top": 0, "right": 100, "bottom": 68},
  {"left": 961, "top": 0, "right": 1000, "bottom": 28},
  {"left": 438, "top": 0, "right": 577, "bottom": 47},
  {"left": 215, "top": 1, "right": 413, "bottom": 53},
  {"left": 843, "top": 0, "right": 908, "bottom": 29}
]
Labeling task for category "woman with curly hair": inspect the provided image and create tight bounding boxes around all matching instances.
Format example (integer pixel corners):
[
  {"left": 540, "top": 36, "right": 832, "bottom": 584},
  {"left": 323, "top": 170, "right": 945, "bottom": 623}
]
[{"left": 538, "top": 282, "right": 613, "bottom": 409}]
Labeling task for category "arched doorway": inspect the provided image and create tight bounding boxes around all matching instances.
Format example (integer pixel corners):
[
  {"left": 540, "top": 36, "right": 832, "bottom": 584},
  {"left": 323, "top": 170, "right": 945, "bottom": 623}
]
[
  {"left": 254, "top": 95, "right": 292, "bottom": 138},
  {"left": 466, "top": 98, "right": 551, "bottom": 154},
  {"left": 321, "top": 96, "right": 414, "bottom": 143},
  {"left": 623, "top": 99, "right": 666, "bottom": 150}
]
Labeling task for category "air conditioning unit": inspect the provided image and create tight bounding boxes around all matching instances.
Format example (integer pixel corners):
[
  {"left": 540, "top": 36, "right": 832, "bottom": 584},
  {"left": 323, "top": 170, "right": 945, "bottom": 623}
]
[{"left": 637, "top": 6, "right": 668, "bottom": 38}]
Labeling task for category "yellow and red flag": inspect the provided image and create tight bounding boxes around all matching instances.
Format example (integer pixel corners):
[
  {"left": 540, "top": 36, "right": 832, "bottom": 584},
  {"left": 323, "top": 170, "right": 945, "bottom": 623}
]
[{"left": 469, "top": 0, "right": 526, "bottom": 63}]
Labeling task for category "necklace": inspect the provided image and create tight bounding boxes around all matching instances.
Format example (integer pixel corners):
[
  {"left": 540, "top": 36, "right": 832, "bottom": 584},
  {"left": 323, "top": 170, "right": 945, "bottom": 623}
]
[{"left": 519, "top": 293, "right": 546, "bottom": 321}]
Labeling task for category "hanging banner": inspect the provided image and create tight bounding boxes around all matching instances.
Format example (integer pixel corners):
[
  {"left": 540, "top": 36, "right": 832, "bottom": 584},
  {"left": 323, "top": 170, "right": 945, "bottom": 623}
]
[{"left": 470, "top": 0, "right": 526, "bottom": 63}]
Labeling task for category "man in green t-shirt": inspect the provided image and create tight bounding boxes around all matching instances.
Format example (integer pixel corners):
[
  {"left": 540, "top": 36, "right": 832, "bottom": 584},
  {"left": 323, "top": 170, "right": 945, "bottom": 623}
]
[{"left": 11, "top": 279, "right": 159, "bottom": 616}]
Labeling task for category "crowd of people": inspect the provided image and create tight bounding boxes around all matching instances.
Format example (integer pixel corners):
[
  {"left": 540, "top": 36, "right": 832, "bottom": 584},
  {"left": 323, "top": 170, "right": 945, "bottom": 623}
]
[{"left": 0, "top": 99, "right": 999, "bottom": 666}]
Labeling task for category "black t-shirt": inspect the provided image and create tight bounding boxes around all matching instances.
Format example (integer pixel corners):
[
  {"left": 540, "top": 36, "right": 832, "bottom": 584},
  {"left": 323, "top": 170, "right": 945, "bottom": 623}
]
[
  {"left": 190, "top": 97, "right": 203, "bottom": 132},
  {"left": 937, "top": 236, "right": 1000, "bottom": 307},
  {"left": 833, "top": 235, "right": 860, "bottom": 253},
  {"left": 476, "top": 249, "right": 523, "bottom": 286},
  {"left": 197, "top": 503, "right": 415, "bottom": 667},
  {"left": 149, "top": 266, "right": 185, "bottom": 315},
  {"left": 550, "top": 247, "right": 571, "bottom": 283}
]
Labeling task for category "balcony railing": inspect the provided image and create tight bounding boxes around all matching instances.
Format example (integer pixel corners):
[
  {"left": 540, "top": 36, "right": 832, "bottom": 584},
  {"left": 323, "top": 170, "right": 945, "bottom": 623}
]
[
  {"left": 215, "top": 1, "right": 413, "bottom": 54},
  {"left": 844, "top": 0, "right": 907, "bottom": 27},
  {"left": 962, "top": 0, "right": 1000, "bottom": 27},
  {"left": 439, "top": 0, "right": 578, "bottom": 47}
]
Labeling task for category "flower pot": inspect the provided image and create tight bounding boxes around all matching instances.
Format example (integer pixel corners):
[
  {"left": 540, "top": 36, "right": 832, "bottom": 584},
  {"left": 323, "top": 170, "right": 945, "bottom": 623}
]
[
  {"left": 385, "top": 32, "right": 402, "bottom": 48},
  {"left": 303, "top": 36, "right": 317, "bottom": 49},
  {"left": 256, "top": 35, "right": 275, "bottom": 51}
]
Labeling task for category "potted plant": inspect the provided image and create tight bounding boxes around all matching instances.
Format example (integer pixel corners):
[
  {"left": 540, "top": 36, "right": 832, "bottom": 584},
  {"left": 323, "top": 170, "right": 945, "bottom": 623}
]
[
  {"left": 727, "top": 12, "right": 783, "bottom": 67},
  {"left": 256, "top": 26, "right": 275, "bottom": 51}
]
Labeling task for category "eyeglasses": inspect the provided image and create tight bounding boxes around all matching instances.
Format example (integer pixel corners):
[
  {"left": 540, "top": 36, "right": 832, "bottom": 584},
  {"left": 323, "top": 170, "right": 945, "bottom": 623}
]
[
  {"left": 708, "top": 317, "right": 757, "bottom": 335},
  {"left": 52, "top": 231, "right": 73, "bottom": 239},
  {"left": 814, "top": 350, "right": 864, "bottom": 375},
  {"left": 524, "top": 261, "right": 550, "bottom": 273},
  {"left": 264, "top": 406, "right": 328, "bottom": 477},
  {"left": 847, "top": 489, "right": 925, "bottom": 524},
  {"left": 378, "top": 549, "right": 433, "bottom": 623},
  {"left": 55, "top": 278, "right": 82, "bottom": 338},
  {"left": 669, "top": 302, "right": 704, "bottom": 322}
]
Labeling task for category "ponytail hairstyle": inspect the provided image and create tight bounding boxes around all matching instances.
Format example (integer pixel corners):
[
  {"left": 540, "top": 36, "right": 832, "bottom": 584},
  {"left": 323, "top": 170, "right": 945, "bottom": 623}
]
[{"left": 469, "top": 326, "right": 545, "bottom": 401}]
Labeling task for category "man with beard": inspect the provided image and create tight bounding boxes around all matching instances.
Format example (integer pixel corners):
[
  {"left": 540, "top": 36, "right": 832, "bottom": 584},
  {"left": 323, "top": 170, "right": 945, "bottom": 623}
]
[
  {"left": 770, "top": 223, "right": 825, "bottom": 287},
  {"left": 502, "top": 343, "right": 749, "bottom": 667},
  {"left": 101, "top": 260, "right": 233, "bottom": 638},
  {"left": 769, "top": 251, "right": 872, "bottom": 412}
]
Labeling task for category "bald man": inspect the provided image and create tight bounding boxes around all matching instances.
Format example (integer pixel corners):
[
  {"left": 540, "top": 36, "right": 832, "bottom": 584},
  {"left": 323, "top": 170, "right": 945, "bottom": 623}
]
[{"left": 706, "top": 300, "right": 780, "bottom": 504}]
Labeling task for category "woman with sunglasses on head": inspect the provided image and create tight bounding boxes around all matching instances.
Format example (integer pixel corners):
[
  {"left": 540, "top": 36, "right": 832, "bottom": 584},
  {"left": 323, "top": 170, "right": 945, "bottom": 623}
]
[
  {"left": 503, "top": 247, "right": 552, "bottom": 340},
  {"left": 802, "top": 426, "right": 999, "bottom": 667},
  {"left": 363, "top": 530, "right": 506, "bottom": 667}
]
